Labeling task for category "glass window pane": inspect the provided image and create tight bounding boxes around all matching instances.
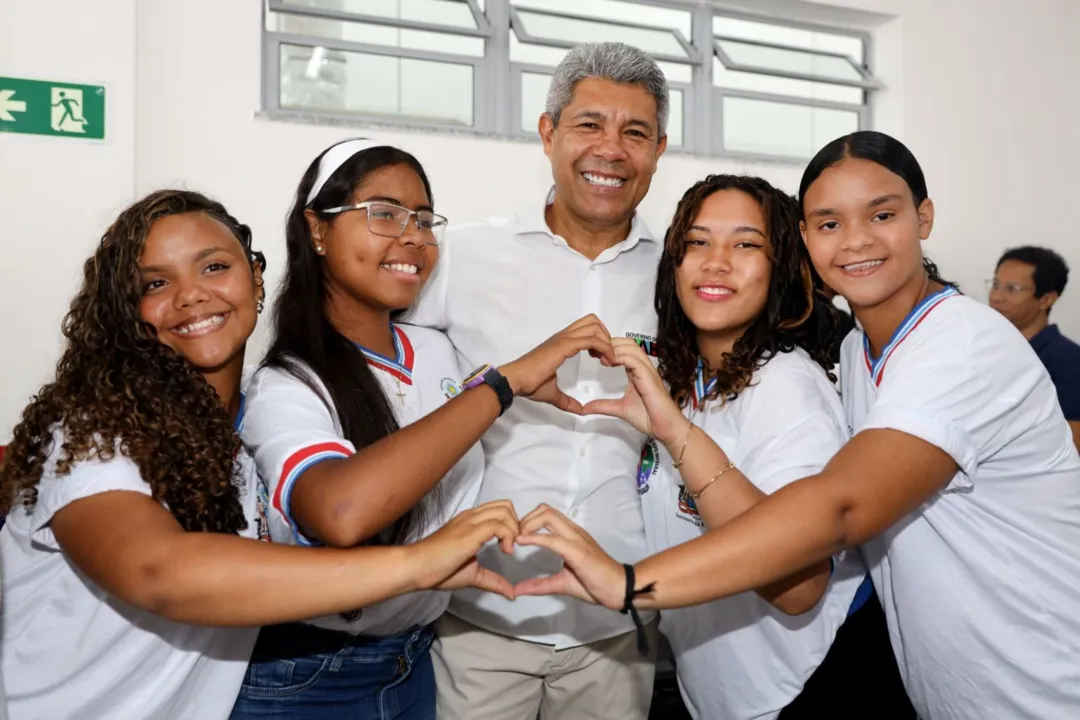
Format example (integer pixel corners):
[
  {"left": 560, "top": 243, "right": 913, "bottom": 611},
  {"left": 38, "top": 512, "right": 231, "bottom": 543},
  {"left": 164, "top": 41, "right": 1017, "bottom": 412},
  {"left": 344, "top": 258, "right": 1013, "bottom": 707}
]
[
  {"left": 269, "top": 12, "right": 484, "bottom": 57},
  {"left": 280, "top": 43, "right": 473, "bottom": 126},
  {"left": 721, "top": 96, "right": 857, "bottom": 158},
  {"left": 279, "top": 0, "right": 480, "bottom": 30},
  {"left": 510, "top": 36, "right": 693, "bottom": 87},
  {"left": 713, "top": 16, "right": 864, "bottom": 63},
  {"left": 667, "top": 88, "right": 683, "bottom": 147},
  {"left": 717, "top": 39, "right": 863, "bottom": 83},
  {"left": 512, "top": 0, "right": 691, "bottom": 38},
  {"left": 515, "top": 9, "right": 689, "bottom": 59},
  {"left": 712, "top": 57, "right": 862, "bottom": 104},
  {"left": 521, "top": 71, "right": 551, "bottom": 133}
]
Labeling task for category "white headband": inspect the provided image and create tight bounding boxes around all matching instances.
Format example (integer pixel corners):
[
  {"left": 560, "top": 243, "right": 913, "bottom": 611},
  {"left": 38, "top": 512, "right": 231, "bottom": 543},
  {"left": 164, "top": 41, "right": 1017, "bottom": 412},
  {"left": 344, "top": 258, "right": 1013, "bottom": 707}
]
[{"left": 305, "top": 138, "right": 393, "bottom": 206}]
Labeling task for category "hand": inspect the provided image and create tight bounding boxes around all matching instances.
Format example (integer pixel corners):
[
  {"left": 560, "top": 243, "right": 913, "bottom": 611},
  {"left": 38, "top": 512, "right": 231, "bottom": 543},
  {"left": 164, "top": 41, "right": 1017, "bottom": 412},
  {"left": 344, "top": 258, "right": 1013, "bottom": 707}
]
[
  {"left": 408, "top": 500, "right": 519, "bottom": 600},
  {"left": 512, "top": 504, "right": 626, "bottom": 611},
  {"left": 499, "top": 315, "right": 617, "bottom": 414},
  {"left": 581, "top": 338, "right": 687, "bottom": 446}
]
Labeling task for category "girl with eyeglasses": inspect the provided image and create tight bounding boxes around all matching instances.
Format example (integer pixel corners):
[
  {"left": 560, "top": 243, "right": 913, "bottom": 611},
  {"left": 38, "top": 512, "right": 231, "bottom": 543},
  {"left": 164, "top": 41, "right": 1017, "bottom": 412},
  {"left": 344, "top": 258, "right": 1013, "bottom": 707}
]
[
  {"left": 514, "top": 131, "right": 1080, "bottom": 720},
  {"left": 231, "top": 139, "right": 614, "bottom": 719},
  {"left": 0, "top": 190, "right": 524, "bottom": 720}
]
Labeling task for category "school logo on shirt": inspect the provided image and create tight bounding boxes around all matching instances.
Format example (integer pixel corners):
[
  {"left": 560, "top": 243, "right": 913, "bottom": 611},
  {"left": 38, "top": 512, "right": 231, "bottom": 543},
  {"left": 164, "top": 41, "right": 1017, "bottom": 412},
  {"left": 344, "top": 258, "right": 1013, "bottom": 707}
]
[
  {"left": 441, "top": 377, "right": 463, "bottom": 399},
  {"left": 636, "top": 439, "right": 659, "bottom": 495},
  {"left": 625, "top": 332, "right": 659, "bottom": 358},
  {"left": 676, "top": 484, "right": 703, "bottom": 527}
]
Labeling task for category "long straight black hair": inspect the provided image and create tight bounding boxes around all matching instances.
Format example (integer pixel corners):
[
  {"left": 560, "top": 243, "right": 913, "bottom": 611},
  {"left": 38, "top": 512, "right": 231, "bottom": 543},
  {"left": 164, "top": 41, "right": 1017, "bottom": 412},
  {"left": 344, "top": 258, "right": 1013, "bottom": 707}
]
[
  {"left": 798, "top": 130, "right": 954, "bottom": 287},
  {"left": 265, "top": 140, "right": 437, "bottom": 546}
]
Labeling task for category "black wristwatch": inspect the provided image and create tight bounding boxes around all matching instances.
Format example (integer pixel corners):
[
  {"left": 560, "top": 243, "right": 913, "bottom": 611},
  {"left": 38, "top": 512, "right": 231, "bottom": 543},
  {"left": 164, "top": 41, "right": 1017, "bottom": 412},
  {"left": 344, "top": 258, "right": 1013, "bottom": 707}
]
[{"left": 462, "top": 364, "right": 514, "bottom": 416}]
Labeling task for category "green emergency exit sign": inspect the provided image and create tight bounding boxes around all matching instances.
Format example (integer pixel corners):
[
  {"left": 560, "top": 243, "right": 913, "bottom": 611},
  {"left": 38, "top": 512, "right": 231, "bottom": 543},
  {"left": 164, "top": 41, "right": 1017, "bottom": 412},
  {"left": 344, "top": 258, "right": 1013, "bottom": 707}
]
[{"left": 0, "top": 76, "right": 105, "bottom": 140}]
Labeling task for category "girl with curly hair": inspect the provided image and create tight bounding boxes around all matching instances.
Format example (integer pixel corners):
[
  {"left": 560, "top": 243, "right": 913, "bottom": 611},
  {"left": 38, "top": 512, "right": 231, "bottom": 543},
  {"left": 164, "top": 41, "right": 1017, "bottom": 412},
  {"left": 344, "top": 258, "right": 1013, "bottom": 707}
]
[
  {"left": 515, "top": 132, "right": 1080, "bottom": 720},
  {"left": 0, "top": 189, "right": 528, "bottom": 720}
]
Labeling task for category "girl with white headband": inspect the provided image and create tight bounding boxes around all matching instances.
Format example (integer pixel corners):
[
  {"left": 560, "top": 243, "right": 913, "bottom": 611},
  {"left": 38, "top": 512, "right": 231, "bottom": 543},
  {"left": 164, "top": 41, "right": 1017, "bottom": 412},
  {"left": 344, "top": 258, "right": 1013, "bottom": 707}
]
[
  {"left": 0, "top": 190, "right": 527, "bottom": 720},
  {"left": 229, "top": 138, "right": 613, "bottom": 719}
]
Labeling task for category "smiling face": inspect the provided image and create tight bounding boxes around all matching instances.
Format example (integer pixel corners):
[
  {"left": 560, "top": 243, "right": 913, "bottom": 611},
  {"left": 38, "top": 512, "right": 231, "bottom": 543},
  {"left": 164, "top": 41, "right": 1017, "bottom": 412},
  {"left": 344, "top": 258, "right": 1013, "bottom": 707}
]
[
  {"left": 540, "top": 77, "right": 666, "bottom": 229},
  {"left": 308, "top": 163, "right": 439, "bottom": 313},
  {"left": 138, "top": 212, "right": 262, "bottom": 374},
  {"left": 800, "top": 157, "right": 934, "bottom": 312},
  {"left": 675, "top": 189, "right": 772, "bottom": 351}
]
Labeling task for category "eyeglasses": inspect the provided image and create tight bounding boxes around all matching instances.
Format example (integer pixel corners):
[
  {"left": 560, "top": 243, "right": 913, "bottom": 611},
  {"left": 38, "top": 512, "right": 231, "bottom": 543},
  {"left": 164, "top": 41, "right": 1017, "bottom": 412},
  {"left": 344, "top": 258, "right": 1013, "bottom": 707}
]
[
  {"left": 321, "top": 201, "right": 448, "bottom": 245},
  {"left": 985, "top": 279, "right": 1033, "bottom": 295}
]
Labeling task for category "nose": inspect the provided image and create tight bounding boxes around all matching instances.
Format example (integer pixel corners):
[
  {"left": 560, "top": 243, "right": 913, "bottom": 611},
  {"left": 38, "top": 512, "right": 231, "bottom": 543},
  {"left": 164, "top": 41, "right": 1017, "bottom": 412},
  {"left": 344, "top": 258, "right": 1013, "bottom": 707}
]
[
  {"left": 840, "top": 226, "right": 874, "bottom": 254},
  {"left": 172, "top": 276, "right": 212, "bottom": 309},
  {"left": 699, "top": 244, "right": 732, "bottom": 274},
  {"left": 592, "top": 128, "right": 630, "bottom": 164},
  {"left": 398, "top": 217, "right": 427, "bottom": 248}
]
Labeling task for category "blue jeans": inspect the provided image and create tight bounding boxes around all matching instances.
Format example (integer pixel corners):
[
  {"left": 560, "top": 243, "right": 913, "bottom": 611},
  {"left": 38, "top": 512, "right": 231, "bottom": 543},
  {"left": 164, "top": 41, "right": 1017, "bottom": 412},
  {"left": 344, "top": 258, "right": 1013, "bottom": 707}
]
[{"left": 230, "top": 623, "right": 435, "bottom": 720}]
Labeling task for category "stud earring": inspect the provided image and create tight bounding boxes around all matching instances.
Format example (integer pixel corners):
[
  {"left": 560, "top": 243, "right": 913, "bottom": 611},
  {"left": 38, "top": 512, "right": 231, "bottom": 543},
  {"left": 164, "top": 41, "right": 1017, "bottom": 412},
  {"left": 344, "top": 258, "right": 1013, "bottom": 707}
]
[
  {"left": 315, "top": 245, "right": 323, "bottom": 254},
  {"left": 257, "top": 298, "right": 264, "bottom": 314}
]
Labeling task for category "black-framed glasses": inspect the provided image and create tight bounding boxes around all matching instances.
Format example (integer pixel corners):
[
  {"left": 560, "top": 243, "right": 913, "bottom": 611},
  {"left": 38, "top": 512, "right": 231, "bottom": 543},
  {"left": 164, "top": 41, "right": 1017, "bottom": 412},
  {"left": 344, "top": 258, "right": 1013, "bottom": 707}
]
[{"left": 321, "top": 201, "right": 447, "bottom": 245}]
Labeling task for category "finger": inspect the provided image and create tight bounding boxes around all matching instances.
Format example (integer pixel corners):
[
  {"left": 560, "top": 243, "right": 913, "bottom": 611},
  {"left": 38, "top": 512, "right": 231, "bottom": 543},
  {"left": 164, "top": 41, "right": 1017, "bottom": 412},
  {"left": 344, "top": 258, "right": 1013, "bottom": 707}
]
[
  {"left": 516, "top": 531, "right": 580, "bottom": 561},
  {"left": 518, "top": 507, "right": 580, "bottom": 538},
  {"left": 470, "top": 565, "right": 516, "bottom": 600},
  {"left": 519, "top": 502, "right": 555, "bottom": 526},
  {"left": 475, "top": 517, "right": 520, "bottom": 555},
  {"left": 546, "top": 388, "right": 584, "bottom": 415},
  {"left": 460, "top": 504, "right": 520, "bottom": 538},
  {"left": 564, "top": 331, "right": 616, "bottom": 365},
  {"left": 513, "top": 569, "right": 575, "bottom": 598},
  {"left": 565, "top": 313, "right": 605, "bottom": 332},
  {"left": 580, "top": 398, "right": 623, "bottom": 418}
]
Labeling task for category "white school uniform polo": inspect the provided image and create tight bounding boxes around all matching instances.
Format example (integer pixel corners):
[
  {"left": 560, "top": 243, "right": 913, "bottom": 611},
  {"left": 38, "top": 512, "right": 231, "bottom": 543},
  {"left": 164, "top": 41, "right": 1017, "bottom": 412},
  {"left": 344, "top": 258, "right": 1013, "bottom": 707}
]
[
  {"left": 407, "top": 189, "right": 661, "bottom": 648},
  {"left": 640, "top": 349, "right": 865, "bottom": 720},
  {"left": 242, "top": 323, "right": 483, "bottom": 636},
  {"left": 1, "top": 423, "right": 268, "bottom": 720},
  {"left": 841, "top": 287, "right": 1080, "bottom": 720}
]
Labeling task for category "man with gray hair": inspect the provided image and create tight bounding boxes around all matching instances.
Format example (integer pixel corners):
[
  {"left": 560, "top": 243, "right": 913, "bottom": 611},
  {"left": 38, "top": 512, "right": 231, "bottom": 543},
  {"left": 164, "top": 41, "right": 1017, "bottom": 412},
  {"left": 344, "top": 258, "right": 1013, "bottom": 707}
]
[{"left": 407, "top": 41, "right": 668, "bottom": 718}]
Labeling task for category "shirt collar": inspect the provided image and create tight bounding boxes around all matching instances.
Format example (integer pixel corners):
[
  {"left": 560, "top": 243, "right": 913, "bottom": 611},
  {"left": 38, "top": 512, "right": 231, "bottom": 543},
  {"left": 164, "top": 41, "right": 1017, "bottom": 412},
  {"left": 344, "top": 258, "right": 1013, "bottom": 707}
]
[
  {"left": 1030, "top": 323, "right": 1061, "bottom": 353},
  {"left": 512, "top": 186, "right": 655, "bottom": 250}
]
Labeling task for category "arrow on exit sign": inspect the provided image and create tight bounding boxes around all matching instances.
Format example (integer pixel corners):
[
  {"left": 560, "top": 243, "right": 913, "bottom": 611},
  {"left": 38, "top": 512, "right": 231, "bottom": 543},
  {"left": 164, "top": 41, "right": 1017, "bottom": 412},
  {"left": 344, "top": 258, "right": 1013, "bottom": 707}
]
[{"left": 0, "top": 90, "right": 27, "bottom": 122}]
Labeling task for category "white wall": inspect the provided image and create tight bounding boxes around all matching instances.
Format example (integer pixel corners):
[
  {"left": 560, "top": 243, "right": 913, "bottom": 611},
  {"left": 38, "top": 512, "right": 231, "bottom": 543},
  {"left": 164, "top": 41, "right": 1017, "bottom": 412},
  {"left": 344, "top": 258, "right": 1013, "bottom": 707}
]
[
  {"left": 2, "top": 0, "right": 1079, "bottom": 439},
  {"left": 0, "top": 0, "right": 137, "bottom": 441}
]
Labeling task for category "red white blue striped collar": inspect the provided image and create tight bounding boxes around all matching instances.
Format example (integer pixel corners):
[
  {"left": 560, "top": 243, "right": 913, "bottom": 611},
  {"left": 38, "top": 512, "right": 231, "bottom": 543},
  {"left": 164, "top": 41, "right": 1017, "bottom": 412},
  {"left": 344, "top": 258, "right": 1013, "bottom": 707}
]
[
  {"left": 692, "top": 358, "right": 718, "bottom": 410},
  {"left": 356, "top": 324, "right": 415, "bottom": 385},
  {"left": 863, "top": 285, "right": 959, "bottom": 386}
]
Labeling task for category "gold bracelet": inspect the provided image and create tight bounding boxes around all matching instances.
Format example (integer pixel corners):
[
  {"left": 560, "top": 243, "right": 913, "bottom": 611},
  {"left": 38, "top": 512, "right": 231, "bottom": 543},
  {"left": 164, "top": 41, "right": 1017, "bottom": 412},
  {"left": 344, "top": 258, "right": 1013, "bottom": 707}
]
[
  {"left": 671, "top": 418, "right": 694, "bottom": 469},
  {"left": 690, "top": 461, "right": 736, "bottom": 500}
]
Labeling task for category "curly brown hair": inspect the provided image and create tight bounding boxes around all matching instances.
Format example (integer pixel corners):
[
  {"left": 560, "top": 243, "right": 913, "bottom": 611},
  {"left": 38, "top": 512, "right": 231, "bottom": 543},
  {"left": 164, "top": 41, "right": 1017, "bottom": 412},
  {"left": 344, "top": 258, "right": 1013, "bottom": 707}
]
[
  {"left": 0, "top": 190, "right": 264, "bottom": 533},
  {"left": 655, "top": 175, "right": 842, "bottom": 408}
]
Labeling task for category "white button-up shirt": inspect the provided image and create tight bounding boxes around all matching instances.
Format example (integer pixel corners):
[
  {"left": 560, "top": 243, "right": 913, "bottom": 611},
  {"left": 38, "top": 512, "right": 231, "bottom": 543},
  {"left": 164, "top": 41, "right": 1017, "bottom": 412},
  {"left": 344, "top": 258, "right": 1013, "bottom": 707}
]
[{"left": 408, "top": 191, "right": 661, "bottom": 648}]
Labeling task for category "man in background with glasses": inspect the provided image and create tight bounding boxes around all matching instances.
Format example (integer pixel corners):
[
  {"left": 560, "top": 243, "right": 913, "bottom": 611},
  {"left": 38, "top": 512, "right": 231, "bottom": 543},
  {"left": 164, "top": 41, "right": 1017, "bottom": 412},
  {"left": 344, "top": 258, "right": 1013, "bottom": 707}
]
[
  {"left": 989, "top": 246, "right": 1080, "bottom": 449},
  {"left": 407, "top": 41, "right": 667, "bottom": 720}
]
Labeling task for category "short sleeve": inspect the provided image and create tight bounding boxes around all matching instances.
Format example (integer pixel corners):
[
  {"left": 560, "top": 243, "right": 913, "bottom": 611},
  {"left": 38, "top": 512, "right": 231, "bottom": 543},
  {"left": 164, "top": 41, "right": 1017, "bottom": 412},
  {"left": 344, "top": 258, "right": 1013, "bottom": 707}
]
[
  {"left": 242, "top": 365, "right": 356, "bottom": 546},
  {"left": 859, "top": 341, "right": 988, "bottom": 490},
  {"left": 734, "top": 356, "right": 849, "bottom": 496},
  {"left": 31, "top": 440, "right": 152, "bottom": 550},
  {"left": 404, "top": 232, "right": 451, "bottom": 331}
]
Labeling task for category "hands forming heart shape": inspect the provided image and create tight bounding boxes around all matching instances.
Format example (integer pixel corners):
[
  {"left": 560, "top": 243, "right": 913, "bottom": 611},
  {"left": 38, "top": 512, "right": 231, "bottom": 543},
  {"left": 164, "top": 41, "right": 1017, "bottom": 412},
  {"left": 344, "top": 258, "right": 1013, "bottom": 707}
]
[
  {"left": 410, "top": 499, "right": 628, "bottom": 612},
  {"left": 408, "top": 314, "right": 687, "bottom": 614}
]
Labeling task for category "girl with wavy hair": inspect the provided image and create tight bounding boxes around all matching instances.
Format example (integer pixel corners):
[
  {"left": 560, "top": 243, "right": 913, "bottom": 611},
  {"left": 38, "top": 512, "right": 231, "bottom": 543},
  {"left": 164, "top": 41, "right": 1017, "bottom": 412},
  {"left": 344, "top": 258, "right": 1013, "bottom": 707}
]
[
  {"left": 519, "top": 174, "right": 902, "bottom": 718},
  {"left": 0, "top": 190, "right": 523, "bottom": 720}
]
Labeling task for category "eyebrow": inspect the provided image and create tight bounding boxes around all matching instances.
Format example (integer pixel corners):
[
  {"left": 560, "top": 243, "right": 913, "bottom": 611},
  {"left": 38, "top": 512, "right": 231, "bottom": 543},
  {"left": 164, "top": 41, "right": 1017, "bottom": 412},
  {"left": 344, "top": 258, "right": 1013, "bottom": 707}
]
[
  {"left": 361, "top": 195, "right": 434, "bottom": 212},
  {"left": 808, "top": 193, "right": 905, "bottom": 218},
  {"left": 139, "top": 246, "right": 232, "bottom": 274},
  {"left": 688, "top": 224, "right": 766, "bottom": 238}
]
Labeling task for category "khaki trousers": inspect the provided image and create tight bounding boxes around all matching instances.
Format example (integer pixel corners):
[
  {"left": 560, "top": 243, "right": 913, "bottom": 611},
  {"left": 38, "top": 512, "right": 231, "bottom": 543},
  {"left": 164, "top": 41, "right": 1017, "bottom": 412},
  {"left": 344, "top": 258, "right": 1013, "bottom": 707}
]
[{"left": 432, "top": 613, "right": 658, "bottom": 720}]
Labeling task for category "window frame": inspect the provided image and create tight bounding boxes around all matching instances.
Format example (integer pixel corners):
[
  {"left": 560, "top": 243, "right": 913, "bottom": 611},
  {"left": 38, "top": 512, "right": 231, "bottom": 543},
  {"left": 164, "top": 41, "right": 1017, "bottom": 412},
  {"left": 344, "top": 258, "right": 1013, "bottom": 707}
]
[{"left": 261, "top": 0, "right": 880, "bottom": 163}]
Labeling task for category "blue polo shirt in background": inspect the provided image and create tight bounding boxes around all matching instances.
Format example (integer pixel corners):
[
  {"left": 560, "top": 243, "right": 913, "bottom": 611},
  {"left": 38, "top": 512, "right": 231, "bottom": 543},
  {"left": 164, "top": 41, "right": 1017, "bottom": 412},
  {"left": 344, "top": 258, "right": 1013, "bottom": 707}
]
[{"left": 1030, "top": 324, "right": 1080, "bottom": 421}]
